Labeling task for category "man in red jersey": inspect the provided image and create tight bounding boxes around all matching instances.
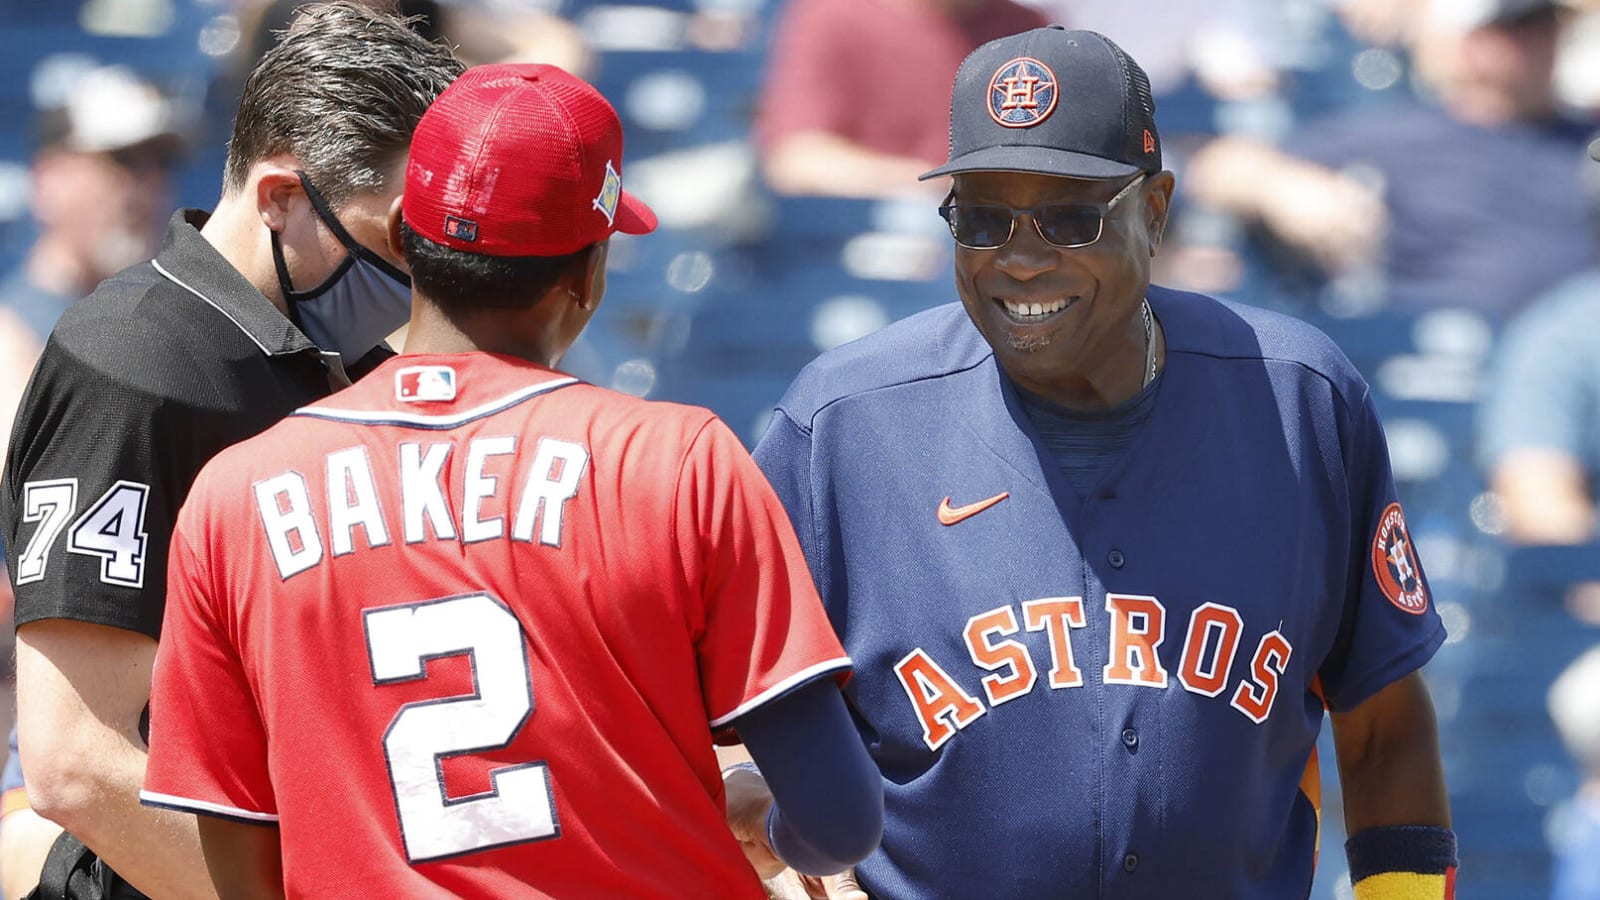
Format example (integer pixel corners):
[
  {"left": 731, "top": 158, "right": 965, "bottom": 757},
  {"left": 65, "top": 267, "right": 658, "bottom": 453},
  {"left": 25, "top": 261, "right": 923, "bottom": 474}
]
[{"left": 137, "top": 63, "right": 882, "bottom": 899}]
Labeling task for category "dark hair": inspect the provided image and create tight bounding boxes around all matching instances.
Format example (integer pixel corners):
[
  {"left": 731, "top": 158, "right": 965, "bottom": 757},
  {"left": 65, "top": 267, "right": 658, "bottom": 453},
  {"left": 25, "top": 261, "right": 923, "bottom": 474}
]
[
  {"left": 224, "top": 1, "right": 463, "bottom": 208},
  {"left": 400, "top": 220, "right": 592, "bottom": 312}
]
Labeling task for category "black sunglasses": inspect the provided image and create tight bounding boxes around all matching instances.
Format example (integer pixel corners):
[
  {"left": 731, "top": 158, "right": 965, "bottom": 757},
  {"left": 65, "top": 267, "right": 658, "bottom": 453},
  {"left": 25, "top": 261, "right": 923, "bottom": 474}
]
[{"left": 938, "top": 174, "right": 1147, "bottom": 250}]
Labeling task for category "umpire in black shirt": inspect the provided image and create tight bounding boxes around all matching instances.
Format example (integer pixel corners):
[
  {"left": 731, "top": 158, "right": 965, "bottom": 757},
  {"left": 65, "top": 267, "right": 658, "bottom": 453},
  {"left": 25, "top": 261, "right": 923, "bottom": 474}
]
[{"left": 0, "top": 5, "right": 462, "bottom": 898}]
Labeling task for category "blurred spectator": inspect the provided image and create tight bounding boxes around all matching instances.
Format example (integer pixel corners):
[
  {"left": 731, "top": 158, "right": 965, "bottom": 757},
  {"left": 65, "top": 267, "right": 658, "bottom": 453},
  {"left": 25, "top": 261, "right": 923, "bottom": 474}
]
[
  {"left": 1056, "top": 0, "right": 1278, "bottom": 100},
  {"left": 1333, "top": 0, "right": 1431, "bottom": 49},
  {"left": 0, "top": 66, "right": 183, "bottom": 344},
  {"left": 754, "top": 0, "right": 1047, "bottom": 198},
  {"left": 1549, "top": 645, "right": 1600, "bottom": 900},
  {"left": 1185, "top": 0, "right": 1597, "bottom": 320},
  {"left": 0, "top": 308, "right": 40, "bottom": 460},
  {"left": 236, "top": 0, "right": 590, "bottom": 78},
  {"left": 1478, "top": 264, "right": 1600, "bottom": 624}
]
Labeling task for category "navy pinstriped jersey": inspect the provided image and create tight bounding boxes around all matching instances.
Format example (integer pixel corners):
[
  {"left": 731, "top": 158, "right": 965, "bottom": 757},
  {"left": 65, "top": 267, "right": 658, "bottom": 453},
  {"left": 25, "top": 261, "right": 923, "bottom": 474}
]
[{"left": 753, "top": 286, "right": 1446, "bottom": 900}]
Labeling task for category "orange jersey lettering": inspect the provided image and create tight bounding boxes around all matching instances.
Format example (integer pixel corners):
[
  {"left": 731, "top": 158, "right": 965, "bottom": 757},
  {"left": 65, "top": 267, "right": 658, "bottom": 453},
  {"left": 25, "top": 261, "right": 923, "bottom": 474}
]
[
  {"left": 1103, "top": 594, "right": 1169, "bottom": 687},
  {"left": 963, "top": 606, "right": 1038, "bottom": 706},
  {"left": 1022, "top": 597, "right": 1086, "bottom": 689},
  {"left": 1230, "top": 630, "right": 1293, "bottom": 723},
  {"left": 1177, "top": 603, "right": 1244, "bottom": 698},
  {"left": 895, "top": 648, "right": 986, "bottom": 751}
]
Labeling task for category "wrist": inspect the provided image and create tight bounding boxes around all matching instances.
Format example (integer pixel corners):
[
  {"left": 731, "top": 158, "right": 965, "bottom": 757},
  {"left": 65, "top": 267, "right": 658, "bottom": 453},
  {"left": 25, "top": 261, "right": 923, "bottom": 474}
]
[
  {"left": 721, "top": 761, "right": 761, "bottom": 782},
  {"left": 1345, "top": 825, "right": 1458, "bottom": 899}
]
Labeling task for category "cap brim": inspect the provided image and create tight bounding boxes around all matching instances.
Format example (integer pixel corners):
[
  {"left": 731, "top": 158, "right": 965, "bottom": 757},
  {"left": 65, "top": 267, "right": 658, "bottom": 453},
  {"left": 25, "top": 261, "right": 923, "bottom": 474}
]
[
  {"left": 613, "top": 189, "right": 657, "bottom": 235},
  {"left": 920, "top": 146, "right": 1142, "bottom": 181}
]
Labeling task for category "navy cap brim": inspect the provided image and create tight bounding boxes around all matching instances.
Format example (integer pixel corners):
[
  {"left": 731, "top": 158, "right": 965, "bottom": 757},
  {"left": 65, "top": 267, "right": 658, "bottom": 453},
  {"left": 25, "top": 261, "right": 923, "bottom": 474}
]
[{"left": 920, "top": 145, "right": 1143, "bottom": 181}]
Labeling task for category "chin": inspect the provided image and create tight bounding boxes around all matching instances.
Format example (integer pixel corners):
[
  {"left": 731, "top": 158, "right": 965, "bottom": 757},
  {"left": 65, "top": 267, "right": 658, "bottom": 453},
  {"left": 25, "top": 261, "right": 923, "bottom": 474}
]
[{"left": 1004, "top": 328, "right": 1056, "bottom": 354}]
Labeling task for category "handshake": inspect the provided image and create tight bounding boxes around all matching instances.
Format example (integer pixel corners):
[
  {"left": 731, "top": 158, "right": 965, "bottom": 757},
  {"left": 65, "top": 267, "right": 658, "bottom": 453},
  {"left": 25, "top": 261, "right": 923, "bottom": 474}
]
[{"left": 723, "top": 762, "right": 872, "bottom": 900}]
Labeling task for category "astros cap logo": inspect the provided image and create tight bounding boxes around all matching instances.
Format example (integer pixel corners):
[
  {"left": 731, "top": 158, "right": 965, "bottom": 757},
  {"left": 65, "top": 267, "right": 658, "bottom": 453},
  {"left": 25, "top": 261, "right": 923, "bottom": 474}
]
[
  {"left": 987, "top": 57, "right": 1058, "bottom": 128},
  {"left": 1371, "top": 502, "right": 1428, "bottom": 614}
]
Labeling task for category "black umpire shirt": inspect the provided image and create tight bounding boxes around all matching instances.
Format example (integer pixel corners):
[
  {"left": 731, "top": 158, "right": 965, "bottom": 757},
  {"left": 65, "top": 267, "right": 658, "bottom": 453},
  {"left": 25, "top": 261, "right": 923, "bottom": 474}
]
[{"left": 2, "top": 209, "right": 386, "bottom": 640}]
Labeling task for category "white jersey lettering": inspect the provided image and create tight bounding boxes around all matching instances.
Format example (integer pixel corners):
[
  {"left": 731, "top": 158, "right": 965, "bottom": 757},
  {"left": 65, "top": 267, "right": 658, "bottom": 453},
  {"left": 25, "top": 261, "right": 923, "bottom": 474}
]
[
  {"left": 511, "top": 438, "right": 589, "bottom": 548},
  {"left": 255, "top": 472, "right": 323, "bottom": 580},
  {"left": 399, "top": 442, "right": 457, "bottom": 544},
  {"left": 462, "top": 436, "right": 517, "bottom": 543},
  {"left": 327, "top": 447, "right": 389, "bottom": 556}
]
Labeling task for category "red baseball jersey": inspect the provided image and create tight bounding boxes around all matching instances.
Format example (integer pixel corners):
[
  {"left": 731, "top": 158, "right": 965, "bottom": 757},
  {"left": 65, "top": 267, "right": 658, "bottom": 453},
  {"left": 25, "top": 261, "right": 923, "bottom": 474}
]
[{"left": 142, "top": 353, "right": 850, "bottom": 898}]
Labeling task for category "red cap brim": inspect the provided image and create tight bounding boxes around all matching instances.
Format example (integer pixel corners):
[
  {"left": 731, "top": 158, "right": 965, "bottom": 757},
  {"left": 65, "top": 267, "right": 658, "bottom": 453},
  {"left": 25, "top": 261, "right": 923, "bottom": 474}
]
[{"left": 614, "top": 189, "right": 657, "bottom": 235}]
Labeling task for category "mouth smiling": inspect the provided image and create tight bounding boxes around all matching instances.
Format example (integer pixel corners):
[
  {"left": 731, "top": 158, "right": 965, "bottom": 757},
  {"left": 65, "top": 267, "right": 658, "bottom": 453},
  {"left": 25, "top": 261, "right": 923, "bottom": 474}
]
[{"left": 996, "top": 296, "right": 1077, "bottom": 324}]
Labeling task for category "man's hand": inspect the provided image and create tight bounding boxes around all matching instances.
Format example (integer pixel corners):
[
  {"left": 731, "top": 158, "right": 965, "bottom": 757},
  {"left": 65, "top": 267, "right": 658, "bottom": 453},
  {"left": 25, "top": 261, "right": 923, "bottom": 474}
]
[
  {"left": 724, "top": 766, "right": 785, "bottom": 880},
  {"left": 798, "top": 868, "right": 869, "bottom": 899}
]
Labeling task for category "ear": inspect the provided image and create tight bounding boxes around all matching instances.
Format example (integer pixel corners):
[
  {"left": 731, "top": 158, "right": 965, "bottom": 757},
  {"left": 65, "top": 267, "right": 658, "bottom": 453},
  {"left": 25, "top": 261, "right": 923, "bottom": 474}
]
[
  {"left": 571, "top": 241, "right": 610, "bottom": 311},
  {"left": 386, "top": 197, "right": 407, "bottom": 263},
  {"left": 254, "top": 163, "right": 304, "bottom": 233},
  {"left": 1143, "top": 170, "right": 1176, "bottom": 256}
]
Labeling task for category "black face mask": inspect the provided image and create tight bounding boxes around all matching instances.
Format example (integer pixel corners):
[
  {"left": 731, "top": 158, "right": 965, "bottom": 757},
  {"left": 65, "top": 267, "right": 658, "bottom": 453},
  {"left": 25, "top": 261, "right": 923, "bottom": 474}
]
[{"left": 271, "top": 172, "right": 412, "bottom": 365}]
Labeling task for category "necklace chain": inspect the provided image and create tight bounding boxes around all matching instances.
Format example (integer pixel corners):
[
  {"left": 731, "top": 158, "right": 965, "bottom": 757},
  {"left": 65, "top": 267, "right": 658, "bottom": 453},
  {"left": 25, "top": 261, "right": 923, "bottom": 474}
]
[{"left": 1141, "top": 299, "right": 1157, "bottom": 388}]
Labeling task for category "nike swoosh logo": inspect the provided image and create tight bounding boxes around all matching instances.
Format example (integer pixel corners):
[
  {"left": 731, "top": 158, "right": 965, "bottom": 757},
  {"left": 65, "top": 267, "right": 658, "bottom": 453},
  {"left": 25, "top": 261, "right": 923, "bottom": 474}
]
[{"left": 937, "top": 492, "right": 1010, "bottom": 526}]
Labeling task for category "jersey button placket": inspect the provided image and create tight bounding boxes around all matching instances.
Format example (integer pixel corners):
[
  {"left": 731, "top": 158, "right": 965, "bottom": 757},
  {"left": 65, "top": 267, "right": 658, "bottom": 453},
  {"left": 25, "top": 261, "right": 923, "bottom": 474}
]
[
  {"left": 1123, "top": 853, "right": 1139, "bottom": 873},
  {"left": 1107, "top": 549, "right": 1125, "bottom": 569},
  {"left": 1120, "top": 727, "right": 1138, "bottom": 750}
]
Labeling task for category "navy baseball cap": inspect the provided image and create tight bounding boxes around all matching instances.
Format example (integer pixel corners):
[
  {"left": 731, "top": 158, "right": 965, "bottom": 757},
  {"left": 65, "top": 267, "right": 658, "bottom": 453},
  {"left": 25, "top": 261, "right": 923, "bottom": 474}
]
[{"left": 921, "top": 27, "right": 1160, "bottom": 182}]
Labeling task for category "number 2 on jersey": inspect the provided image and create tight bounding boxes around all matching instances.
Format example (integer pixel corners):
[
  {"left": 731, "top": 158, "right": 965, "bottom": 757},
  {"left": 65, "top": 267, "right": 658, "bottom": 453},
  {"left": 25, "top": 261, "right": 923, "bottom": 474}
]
[{"left": 363, "top": 592, "right": 559, "bottom": 863}]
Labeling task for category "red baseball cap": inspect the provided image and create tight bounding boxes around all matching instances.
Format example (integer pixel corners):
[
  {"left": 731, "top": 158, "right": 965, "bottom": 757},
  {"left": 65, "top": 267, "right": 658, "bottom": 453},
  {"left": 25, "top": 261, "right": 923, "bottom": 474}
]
[{"left": 403, "top": 63, "right": 657, "bottom": 257}]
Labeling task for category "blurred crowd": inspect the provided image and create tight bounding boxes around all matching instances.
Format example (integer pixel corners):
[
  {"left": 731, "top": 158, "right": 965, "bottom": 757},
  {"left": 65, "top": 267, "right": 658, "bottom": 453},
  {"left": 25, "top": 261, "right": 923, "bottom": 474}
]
[{"left": 2, "top": 0, "right": 1600, "bottom": 897}]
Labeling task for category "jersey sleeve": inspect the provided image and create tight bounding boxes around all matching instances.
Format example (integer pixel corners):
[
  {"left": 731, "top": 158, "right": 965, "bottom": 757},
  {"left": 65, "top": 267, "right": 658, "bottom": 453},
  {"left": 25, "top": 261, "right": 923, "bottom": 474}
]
[
  {"left": 141, "top": 486, "right": 277, "bottom": 824},
  {"left": 1, "top": 342, "right": 199, "bottom": 640},
  {"left": 1317, "top": 386, "right": 1448, "bottom": 712},
  {"left": 675, "top": 417, "right": 850, "bottom": 730}
]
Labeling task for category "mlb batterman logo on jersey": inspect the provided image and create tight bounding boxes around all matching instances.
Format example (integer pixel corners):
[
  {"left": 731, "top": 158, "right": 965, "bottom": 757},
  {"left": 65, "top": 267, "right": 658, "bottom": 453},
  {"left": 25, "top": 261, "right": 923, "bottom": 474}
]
[
  {"left": 1372, "top": 502, "right": 1428, "bottom": 614},
  {"left": 988, "top": 57, "right": 1057, "bottom": 128},
  {"left": 395, "top": 365, "right": 457, "bottom": 403}
]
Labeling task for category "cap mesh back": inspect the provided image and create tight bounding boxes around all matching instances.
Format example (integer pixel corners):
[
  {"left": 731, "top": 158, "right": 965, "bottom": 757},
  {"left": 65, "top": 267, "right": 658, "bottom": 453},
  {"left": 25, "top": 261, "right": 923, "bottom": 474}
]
[{"left": 1105, "top": 39, "right": 1160, "bottom": 171}]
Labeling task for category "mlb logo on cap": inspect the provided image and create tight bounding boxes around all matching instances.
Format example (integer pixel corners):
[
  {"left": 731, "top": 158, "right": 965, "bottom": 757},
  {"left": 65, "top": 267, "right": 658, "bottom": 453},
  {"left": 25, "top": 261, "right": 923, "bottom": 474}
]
[
  {"left": 395, "top": 366, "right": 458, "bottom": 403},
  {"left": 443, "top": 215, "right": 478, "bottom": 242}
]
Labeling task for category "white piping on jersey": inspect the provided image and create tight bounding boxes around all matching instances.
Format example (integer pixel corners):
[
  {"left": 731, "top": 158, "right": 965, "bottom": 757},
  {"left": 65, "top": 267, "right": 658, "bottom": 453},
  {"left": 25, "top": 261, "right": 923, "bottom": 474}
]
[
  {"left": 294, "top": 376, "right": 581, "bottom": 428},
  {"left": 151, "top": 258, "right": 273, "bottom": 356},
  {"left": 708, "top": 657, "right": 853, "bottom": 729},
  {"left": 139, "top": 789, "right": 280, "bottom": 823}
]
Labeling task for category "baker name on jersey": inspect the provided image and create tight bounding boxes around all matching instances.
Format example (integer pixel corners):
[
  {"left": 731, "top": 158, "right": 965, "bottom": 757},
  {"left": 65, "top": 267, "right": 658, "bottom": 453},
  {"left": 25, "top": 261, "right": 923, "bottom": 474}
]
[
  {"left": 897, "top": 595, "right": 1293, "bottom": 750},
  {"left": 253, "top": 436, "right": 589, "bottom": 580}
]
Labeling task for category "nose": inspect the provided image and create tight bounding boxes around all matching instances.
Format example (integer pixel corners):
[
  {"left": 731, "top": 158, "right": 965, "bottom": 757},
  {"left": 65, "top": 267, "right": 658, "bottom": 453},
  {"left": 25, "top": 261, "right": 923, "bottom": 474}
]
[{"left": 990, "top": 214, "right": 1057, "bottom": 281}]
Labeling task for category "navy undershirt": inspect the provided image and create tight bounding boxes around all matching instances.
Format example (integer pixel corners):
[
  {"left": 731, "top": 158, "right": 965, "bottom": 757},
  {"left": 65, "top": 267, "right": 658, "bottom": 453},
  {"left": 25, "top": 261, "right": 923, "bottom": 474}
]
[
  {"left": 1013, "top": 371, "right": 1164, "bottom": 496},
  {"left": 733, "top": 679, "right": 884, "bottom": 875}
]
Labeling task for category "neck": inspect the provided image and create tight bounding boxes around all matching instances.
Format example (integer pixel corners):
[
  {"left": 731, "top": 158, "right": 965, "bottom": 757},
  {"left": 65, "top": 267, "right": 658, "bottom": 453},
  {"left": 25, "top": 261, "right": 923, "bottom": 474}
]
[
  {"left": 1013, "top": 303, "right": 1163, "bottom": 412},
  {"left": 199, "top": 192, "right": 292, "bottom": 316},
  {"left": 401, "top": 297, "right": 564, "bottom": 368}
]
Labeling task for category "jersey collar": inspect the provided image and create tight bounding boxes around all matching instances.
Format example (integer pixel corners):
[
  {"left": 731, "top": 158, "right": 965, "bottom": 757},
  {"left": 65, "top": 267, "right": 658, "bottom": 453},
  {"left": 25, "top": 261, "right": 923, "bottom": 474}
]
[{"left": 151, "top": 209, "right": 319, "bottom": 358}]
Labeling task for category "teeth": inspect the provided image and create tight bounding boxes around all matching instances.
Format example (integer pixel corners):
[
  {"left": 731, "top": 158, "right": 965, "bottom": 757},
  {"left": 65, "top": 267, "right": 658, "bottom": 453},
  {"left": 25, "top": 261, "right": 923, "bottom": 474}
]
[{"left": 1002, "top": 298, "right": 1068, "bottom": 319}]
